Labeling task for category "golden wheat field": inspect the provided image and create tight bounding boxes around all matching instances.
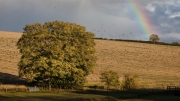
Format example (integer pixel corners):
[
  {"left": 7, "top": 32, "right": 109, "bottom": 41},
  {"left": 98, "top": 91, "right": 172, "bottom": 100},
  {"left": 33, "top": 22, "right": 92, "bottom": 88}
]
[{"left": 0, "top": 31, "right": 180, "bottom": 88}]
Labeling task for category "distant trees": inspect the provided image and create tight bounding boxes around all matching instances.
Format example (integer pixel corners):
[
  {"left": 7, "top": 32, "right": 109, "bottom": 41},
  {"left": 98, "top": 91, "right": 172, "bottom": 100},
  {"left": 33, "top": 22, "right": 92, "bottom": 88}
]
[
  {"left": 17, "top": 20, "right": 97, "bottom": 90},
  {"left": 172, "top": 42, "right": 179, "bottom": 46},
  {"left": 149, "top": 34, "right": 160, "bottom": 44},
  {"left": 100, "top": 70, "right": 119, "bottom": 90}
]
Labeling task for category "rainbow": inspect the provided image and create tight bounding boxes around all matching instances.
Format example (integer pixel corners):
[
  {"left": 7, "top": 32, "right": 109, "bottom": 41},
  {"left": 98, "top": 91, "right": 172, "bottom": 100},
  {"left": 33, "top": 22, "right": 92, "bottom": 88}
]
[{"left": 126, "top": 0, "right": 158, "bottom": 40}]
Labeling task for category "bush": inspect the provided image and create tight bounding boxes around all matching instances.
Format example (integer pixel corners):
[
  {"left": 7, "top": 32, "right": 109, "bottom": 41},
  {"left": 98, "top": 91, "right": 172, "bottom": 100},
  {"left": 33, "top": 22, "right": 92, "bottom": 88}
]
[
  {"left": 100, "top": 70, "right": 119, "bottom": 90},
  {"left": 123, "top": 74, "right": 138, "bottom": 90}
]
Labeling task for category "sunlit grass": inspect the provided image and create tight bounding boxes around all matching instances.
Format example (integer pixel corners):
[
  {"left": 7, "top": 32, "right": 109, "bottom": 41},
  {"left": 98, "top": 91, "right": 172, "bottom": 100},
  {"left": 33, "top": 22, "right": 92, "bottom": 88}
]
[{"left": 0, "top": 31, "right": 180, "bottom": 88}]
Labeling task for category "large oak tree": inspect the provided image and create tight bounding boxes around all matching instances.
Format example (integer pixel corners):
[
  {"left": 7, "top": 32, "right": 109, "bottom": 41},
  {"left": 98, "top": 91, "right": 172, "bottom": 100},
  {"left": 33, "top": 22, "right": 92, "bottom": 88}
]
[{"left": 17, "top": 21, "right": 97, "bottom": 90}]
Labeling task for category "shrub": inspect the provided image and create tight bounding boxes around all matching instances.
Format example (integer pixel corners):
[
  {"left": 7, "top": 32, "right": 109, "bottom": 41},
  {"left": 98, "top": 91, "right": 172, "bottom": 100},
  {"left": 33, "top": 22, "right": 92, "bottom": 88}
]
[
  {"left": 100, "top": 70, "right": 119, "bottom": 90},
  {"left": 123, "top": 74, "right": 138, "bottom": 90}
]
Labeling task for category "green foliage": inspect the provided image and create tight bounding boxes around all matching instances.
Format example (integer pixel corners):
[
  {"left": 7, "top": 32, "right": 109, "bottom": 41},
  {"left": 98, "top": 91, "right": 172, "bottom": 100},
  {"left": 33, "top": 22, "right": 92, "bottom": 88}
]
[
  {"left": 149, "top": 34, "right": 160, "bottom": 44},
  {"left": 123, "top": 74, "right": 138, "bottom": 90},
  {"left": 100, "top": 70, "right": 119, "bottom": 90},
  {"left": 17, "top": 20, "right": 97, "bottom": 89}
]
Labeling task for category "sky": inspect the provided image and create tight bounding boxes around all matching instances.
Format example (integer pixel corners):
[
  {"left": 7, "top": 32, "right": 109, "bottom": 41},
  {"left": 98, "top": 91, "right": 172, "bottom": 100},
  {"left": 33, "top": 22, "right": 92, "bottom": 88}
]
[{"left": 0, "top": 0, "right": 180, "bottom": 43}]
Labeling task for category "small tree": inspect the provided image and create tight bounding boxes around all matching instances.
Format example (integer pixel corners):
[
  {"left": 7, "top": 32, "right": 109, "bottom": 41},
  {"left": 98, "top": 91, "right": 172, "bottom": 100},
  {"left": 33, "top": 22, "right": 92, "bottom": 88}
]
[
  {"left": 123, "top": 74, "right": 138, "bottom": 90},
  {"left": 149, "top": 34, "right": 160, "bottom": 44},
  {"left": 100, "top": 70, "right": 119, "bottom": 90}
]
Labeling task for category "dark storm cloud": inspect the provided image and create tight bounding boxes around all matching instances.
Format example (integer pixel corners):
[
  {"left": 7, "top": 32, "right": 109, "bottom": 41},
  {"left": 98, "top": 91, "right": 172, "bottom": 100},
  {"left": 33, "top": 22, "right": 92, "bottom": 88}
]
[
  {"left": 139, "top": 0, "right": 180, "bottom": 42},
  {"left": 0, "top": 0, "right": 82, "bottom": 32},
  {"left": 0, "top": 0, "right": 180, "bottom": 43},
  {"left": 161, "top": 37, "right": 180, "bottom": 43}
]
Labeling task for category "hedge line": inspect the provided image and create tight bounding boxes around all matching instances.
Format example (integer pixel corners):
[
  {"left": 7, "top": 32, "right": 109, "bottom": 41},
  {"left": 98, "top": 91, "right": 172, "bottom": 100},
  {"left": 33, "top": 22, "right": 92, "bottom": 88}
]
[{"left": 93, "top": 38, "right": 180, "bottom": 46}]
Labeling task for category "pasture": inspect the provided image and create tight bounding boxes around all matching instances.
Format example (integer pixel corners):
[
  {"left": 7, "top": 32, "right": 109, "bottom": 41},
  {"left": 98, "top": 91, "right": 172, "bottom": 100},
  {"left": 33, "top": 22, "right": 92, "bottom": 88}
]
[{"left": 0, "top": 31, "right": 180, "bottom": 87}]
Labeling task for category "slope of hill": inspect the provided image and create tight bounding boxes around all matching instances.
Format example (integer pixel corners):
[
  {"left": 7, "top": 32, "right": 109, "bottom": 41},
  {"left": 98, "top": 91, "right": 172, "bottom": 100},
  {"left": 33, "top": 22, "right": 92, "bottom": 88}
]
[
  {"left": 90, "top": 39, "right": 180, "bottom": 87},
  {"left": 0, "top": 31, "right": 180, "bottom": 87},
  {"left": 0, "top": 31, "right": 22, "bottom": 76}
]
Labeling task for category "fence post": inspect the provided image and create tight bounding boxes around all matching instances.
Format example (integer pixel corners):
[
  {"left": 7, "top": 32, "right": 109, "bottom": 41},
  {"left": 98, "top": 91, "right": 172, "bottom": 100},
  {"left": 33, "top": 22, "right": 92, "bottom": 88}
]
[{"left": 16, "top": 83, "right": 18, "bottom": 92}]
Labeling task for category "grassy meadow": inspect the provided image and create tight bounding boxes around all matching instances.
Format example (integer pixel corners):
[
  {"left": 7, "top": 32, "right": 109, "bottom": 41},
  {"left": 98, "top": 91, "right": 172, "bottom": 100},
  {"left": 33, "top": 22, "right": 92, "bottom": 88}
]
[
  {"left": 1, "top": 31, "right": 180, "bottom": 100},
  {"left": 91, "top": 39, "right": 180, "bottom": 88},
  {"left": 0, "top": 30, "right": 180, "bottom": 88}
]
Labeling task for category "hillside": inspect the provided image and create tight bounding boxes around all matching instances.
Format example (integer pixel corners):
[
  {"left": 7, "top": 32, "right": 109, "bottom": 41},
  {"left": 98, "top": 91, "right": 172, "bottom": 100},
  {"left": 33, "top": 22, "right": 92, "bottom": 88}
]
[
  {"left": 0, "top": 31, "right": 180, "bottom": 88},
  {"left": 0, "top": 31, "right": 21, "bottom": 75}
]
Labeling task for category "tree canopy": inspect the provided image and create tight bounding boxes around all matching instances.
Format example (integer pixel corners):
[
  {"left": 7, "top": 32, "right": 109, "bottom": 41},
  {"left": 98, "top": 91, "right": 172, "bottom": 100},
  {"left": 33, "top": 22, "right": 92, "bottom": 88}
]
[
  {"left": 149, "top": 34, "right": 160, "bottom": 44},
  {"left": 17, "top": 21, "right": 97, "bottom": 89}
]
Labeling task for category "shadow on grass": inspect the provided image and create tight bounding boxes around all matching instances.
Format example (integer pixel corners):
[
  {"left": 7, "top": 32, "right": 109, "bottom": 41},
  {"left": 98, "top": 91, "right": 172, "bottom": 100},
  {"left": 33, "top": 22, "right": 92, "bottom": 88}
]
[
  {"left": 0, "top": 91, "right": 118, "bottom": 101},
  {"left": 72, "top": 89, "right": 180, "bottom": 101},
  {"left": 0, "top": 72, "right": 28, "bottom": 85},
  {"left": 0, "top": 72, "right": 179, "bottom": 101},
  {"left": 0, "top": 89, "right": 179, "bottom": 101}
]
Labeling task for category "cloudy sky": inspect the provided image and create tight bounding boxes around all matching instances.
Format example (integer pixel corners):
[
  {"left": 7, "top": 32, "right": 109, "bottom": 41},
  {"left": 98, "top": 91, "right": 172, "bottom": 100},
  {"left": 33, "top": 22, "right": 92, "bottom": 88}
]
[{"left": 0, "top": 0, "right": 180, "bottom": 43}]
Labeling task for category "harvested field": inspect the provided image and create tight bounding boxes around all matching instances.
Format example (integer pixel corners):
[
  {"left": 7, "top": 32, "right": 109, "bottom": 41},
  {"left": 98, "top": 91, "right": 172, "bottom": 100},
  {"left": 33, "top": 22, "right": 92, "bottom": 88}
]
[{"left": 0, "top": 31, "right": 180, "bottom": 88}]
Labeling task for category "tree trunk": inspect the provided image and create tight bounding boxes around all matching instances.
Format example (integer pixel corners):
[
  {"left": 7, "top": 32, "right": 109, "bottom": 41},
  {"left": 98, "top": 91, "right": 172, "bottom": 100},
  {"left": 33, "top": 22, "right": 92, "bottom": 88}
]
[{"left": 48, "top": 81, "right": 51, "bottom": 91}]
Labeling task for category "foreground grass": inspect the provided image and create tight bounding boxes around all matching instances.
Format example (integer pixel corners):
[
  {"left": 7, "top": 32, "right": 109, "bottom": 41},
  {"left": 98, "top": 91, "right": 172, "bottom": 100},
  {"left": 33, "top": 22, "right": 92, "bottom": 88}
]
[{"left": 0, "top": 90, "right": 180, "bottom": 101}]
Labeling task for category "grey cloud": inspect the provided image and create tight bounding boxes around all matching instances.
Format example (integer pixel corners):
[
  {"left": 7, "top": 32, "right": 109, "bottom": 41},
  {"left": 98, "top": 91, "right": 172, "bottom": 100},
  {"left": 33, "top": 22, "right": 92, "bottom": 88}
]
[
  {"left": 0, "top": 0, "right": 180, "bottom": 43},
  {"left": 0, "top": 0, "right": 83, "bottom": 31},
  {"left": 143, "top": 0, "right": 180, "bottom": 38},
  {"left": 161, "top": 37, "right": 180, "bottom": 43}
]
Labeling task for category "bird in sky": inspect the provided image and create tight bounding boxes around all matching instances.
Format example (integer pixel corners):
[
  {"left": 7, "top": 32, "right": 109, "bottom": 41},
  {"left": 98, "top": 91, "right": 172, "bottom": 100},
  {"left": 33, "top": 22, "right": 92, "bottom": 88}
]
[{"left": 101, "top": 23, "right": 103, "bottom": 28}]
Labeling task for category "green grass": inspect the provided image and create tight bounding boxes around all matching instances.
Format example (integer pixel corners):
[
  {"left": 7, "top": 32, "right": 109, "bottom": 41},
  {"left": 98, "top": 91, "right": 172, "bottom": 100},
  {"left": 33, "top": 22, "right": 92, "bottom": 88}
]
[{"left": 0, "top": 90, "right": 180, "bottom": 101}]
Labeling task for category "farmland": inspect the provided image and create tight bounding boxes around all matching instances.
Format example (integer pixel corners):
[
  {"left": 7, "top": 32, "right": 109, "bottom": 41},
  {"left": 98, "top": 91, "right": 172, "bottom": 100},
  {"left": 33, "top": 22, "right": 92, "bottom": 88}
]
[{"left": 0, "top": 30, "right": 180, "bottom": 88}]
